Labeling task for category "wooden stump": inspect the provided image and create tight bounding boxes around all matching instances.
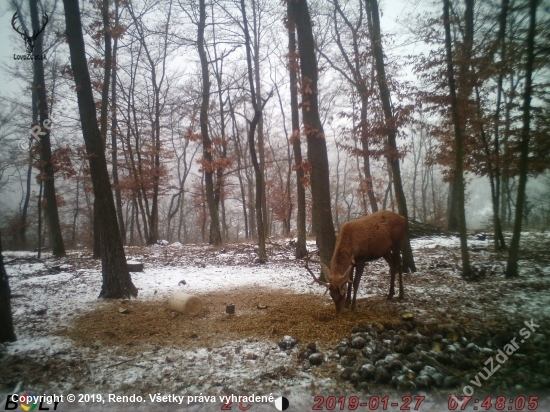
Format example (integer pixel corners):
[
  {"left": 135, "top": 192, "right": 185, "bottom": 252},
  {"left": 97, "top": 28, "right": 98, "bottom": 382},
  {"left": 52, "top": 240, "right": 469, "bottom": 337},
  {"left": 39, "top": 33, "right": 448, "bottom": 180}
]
[
  {"left": 169, "top": 292, "right": 203, "bottom": 317},
  {"left": 127, "top": 260, "right": 144, "bottom": 272}
]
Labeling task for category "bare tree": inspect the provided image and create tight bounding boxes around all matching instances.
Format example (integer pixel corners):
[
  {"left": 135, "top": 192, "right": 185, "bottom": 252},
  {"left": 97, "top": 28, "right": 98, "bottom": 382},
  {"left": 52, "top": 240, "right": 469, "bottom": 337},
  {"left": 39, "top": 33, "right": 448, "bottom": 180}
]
[
  {"left": 287, "top": 0, "right": 336, "bottom": 268},
  {"left": 29, "top": 0, "right": 65, "bottom": 257},
  {"left": 365, "top": 0, "right": 416, "bottom": 272},
  {"left": 63, "top": 0, "right": 137, "bottom": 298},
  {"left": 285, "top": 9, "right": 307, "bottom": 258},
  {"left": 442, "top": 0, "right": 472, "bottom": 278},
  {"left": 240, "top": 0, "right": 271, "bottom": 261},
  {"left": 506, "top": 0, "right": 538, "bottom": 277}
]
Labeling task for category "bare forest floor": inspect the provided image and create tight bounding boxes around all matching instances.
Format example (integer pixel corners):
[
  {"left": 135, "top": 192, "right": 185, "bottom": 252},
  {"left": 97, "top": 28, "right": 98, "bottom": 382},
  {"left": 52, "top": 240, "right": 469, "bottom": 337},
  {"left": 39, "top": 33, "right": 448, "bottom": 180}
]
[{"left": 1, "top": 232, "right": 549, "bottom": 411}]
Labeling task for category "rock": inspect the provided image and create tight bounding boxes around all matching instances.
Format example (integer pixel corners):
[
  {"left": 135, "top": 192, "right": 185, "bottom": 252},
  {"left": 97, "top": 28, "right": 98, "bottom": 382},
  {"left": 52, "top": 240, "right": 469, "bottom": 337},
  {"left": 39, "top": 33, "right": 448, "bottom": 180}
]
[
  {"left": 350, "top": 372, "right": 361, "bottom": 382},
  {"left": 419, "top": 365, "right": 437, "bottom": 377},
  {"left": 406, "top": 352, "right": 421, "bottom": 363},
  {"left": 432, "top": 373, "right": 445, "bottom": 387},
  {"left": 398, "top": 379, "right": 416, "bottom": 391},
  {"left": 338, "top": 338, "right": 350, "bottom": 347},
  {"left": 351, "top": 325, "right": 367, "bottom": 333},
  {"left": 533, "top": 334, "right": 546, "bottom": 346},
  {"left": 394, "top": 374, "right": 416, "bottom": 391},
  {"left": 432, "top": 342, "right": 443, "bottom": 352},
  {"left": 409, "top": 361, "right": 425, "bottom": 373},
  {"left": 480, "top": 347, "right": 496, "bottom": 356},
  {"left": 402, "top": 313, "right": 414, "bottom": 321},
  {"left": 415, "top": 374, "right": 431, "bottom": 388},
  {"left": 307, "top": 342, "right": 318, "bottom": 353},
  {"left": 278, "top": 336, "right": 298, "bottom": 350},
  {"left": 351, "top": 336, "right": 367, "bottom": 349},
  {"left": 435, "top": 352, "right": 451, "bottom": 365},
  {"left": 360, "top": 363, "right": 375, "bottom": 380},
  {"left": 466, "top": 343, "right": 479, "bottom": 354},
  {"left": 338, "top": 346, "right": 354, "bottom": 357},
  {"left": 375, "top": 366, "right": 391, "bottom": 383},
  {"left": 340, "top": 355, "right": 357, "bottom": 367},
  {"left": 358, "top": 382, "right": 370, "bottom": 391},
  {"left": 309, "top": 353, "right": 324, "bottom": 366},
  {"left": 459, "top": 336, "right": 469, "bottom": 346},
  {"left": 372, "top": 322, "right": 384, "bottom": 332},
  {"left": 433, "top": 334, "right": 443, "bottom": 342},
  {"left": 444, "top": 344, "right": 457, "bottom": 354},
  {"left": 385, "top": 354, "right": 403, "bottom": 370},
  {"left": 298, "top": 349, "right": 313, "bottom": 360},
  {"left": 341, "top": 368, "right": 355, "bottom": 380},
  {"left": 402, "top": 367, "right": 416, "bottom": 380},
  {"left": 443, "top": 376, "right": 458, "bottom": 388},
  {"left": 373, "top": 348, "right": 391, "bottom": 362}
]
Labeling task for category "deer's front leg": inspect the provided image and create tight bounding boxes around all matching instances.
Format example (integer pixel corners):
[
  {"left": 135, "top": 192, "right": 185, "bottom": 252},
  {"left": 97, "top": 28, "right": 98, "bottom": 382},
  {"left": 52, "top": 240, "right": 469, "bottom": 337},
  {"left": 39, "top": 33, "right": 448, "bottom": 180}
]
[{"left": 345, "top": 268, "right": 354, "bottom": 309}]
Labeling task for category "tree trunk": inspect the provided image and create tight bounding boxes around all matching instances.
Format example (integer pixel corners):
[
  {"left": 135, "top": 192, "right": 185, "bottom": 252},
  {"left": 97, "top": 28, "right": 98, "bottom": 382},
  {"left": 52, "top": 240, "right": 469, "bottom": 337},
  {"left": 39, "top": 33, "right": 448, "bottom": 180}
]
[
  {"left": 197, "top": 0, "right": 222, "bottom": 245},
  {"left": 288, "top": 0, "right": 336, "bottom": 268},
  {"left": 506, "top": 0, "right": 537, "bottom": 277},
  {"left": 365, "top": 0, "right": 416, "bottom": 272},
  {"left": 286, "top": 9, "right": 307, "bottom": 259},
  {"left": 63, "top": 0, "right": 137, "bottom": 298},
  {"left": 241, "top": 0, "right": 267, "bottom": 261},
  {"left": 30, "top": 0, "right": 65, "bottom": 257},
  {"left": 0, "top": 235, "right": 16, "bottom": 343},
  {"left": 442, "top": 0, "right": 472, "bottom": 278},
  {"left": 252, "top": 0, "right": 269, "bottom": 239},
  {"left": 111, "top": 0, "right": 125, "bottom": 244}
]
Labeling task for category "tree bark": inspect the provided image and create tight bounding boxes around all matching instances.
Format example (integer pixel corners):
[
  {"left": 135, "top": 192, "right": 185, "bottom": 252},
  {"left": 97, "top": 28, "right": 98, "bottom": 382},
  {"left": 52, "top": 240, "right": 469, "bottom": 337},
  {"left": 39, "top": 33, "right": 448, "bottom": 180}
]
[
  {"left": 506, "top": 0, "right": 537, "bottom": 277},
  {"left": 241, "top": 0, "right": 267, "bottom": 261},
  {"left": 288, "top": 0, "right": 336, "bottom": 268},
  {"left": 442, "top": 0, "right": 472, "bottom": 277},
  {"left": 286, "top": 8, "right": 307, "bottom": 259},
  {"left": 197, "top": 0, "right": 222, "bottom": 245},
  {"left": 63, "top": 0, "right": 137, "bottom": 298},
  {"left": 0, "top": 235, "right": 16, "bottom": 343},
  {"left": 111, "top": 0, "right": 126, "bottom": 244},
  {"left": 365, "top": 0, "right": 416, "bottom": 272},
  {"left": 30, "top": 0, "right": 65, "bottom": 257}
]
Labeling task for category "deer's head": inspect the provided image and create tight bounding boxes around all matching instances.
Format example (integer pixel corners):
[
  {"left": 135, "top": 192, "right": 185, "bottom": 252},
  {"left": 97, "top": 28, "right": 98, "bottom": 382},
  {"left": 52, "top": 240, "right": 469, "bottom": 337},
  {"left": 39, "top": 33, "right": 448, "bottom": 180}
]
[
  {"left": 305, "top": 257, "right": 354, "bottom": 314},
  {"left": 12, "top": 12, "right": 49, "bottom": 54}
]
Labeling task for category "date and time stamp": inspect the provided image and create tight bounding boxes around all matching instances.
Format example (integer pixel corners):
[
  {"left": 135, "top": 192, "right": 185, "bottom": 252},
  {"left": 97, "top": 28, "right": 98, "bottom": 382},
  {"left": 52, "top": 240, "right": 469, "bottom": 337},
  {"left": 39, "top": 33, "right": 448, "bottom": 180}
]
[{"left": 311, "top": 395, "right": 541, "bottom": 411}]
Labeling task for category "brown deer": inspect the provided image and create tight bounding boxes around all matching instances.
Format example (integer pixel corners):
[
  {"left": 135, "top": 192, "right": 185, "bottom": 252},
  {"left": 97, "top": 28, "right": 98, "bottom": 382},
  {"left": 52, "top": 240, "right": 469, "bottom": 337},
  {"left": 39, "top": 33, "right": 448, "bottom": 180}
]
[{"left": 306, "top": 210, "right": 407, "bottom": 313}]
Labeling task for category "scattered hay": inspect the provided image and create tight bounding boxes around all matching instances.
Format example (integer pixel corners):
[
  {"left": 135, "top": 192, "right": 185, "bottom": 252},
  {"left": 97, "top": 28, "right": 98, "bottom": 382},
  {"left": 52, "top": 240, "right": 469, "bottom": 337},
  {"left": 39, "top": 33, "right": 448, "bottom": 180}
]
[{"left": 59, "top": 287, "right": 402, "bottom": 353}]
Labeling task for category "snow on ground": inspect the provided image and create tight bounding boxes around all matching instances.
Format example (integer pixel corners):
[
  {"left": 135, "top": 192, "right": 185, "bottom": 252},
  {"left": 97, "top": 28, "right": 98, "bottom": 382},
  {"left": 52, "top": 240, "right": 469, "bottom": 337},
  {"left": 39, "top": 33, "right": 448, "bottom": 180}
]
[{"left": 1, "top": 233, "right": 550, "bottom": 411}]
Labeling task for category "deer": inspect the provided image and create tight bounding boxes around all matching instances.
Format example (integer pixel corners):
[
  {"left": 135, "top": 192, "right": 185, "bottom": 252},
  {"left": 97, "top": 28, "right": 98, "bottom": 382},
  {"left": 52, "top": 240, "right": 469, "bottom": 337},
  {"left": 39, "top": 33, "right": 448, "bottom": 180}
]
[
  {"left": 11, "top": 12, "right": 49, "bottom": 54},
  {"left": 306, "top": 210, "right": 408, "bottom": 313}
]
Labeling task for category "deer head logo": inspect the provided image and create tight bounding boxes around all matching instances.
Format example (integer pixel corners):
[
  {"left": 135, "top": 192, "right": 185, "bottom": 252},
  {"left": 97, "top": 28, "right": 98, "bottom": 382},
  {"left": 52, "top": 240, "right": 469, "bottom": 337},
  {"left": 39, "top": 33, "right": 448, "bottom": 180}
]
[{"left": 11, "top": 11, "right": 49, "bottom": 54}]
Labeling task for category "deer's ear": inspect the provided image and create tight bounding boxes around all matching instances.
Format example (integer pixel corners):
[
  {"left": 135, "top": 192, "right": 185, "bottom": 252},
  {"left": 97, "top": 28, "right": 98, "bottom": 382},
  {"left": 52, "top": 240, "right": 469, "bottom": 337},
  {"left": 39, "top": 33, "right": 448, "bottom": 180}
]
[{"left": 321, "top": 263, "right": 332, "bottom": 282}]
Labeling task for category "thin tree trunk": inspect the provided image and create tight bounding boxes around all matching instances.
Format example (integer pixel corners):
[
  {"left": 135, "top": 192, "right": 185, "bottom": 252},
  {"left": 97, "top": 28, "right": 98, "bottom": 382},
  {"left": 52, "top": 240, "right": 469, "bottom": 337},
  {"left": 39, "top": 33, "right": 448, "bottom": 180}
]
[
  {"left": 197, "top": 0, "right": 222, "bottom": 245},
  {"left": 442, "top": 0, "right": 472, "bottom": 277},
  {"left": 30, "top": 0, "right": 65, "bottom": 257},
  {"left": 241, "top": 0, "right": 268, "bottom": 261},
  {"left": 63, "top": 0, "right": 137, "bottom": 298},
  {"left": 506, "top": 0, "right": 537, "bottom": 277},
  {"left": 0, "top": 235, "right": 16, "bottom": 343},
  {"left": 286, "top": 11, "right": 307, "bottom": 259},
  {"left": 365, "top": 0, "right": 416, "bottom": 272},
  {"left": 111, "top": 0, "right": 125, "bottom": 244},
  {"left": 37, "top": 181, "right": 42, "bottom": 258}
]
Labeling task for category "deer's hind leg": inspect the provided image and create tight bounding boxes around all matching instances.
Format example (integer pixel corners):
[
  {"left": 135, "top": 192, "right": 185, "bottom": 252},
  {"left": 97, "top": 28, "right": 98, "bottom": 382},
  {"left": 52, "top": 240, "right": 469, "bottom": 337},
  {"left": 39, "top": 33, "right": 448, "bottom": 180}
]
[
  {"left": 393, "top": 244, "right": 404, "bottom": 299},
  {"left": 383, "top": 252, "right": 396, "bottom": 300}
]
